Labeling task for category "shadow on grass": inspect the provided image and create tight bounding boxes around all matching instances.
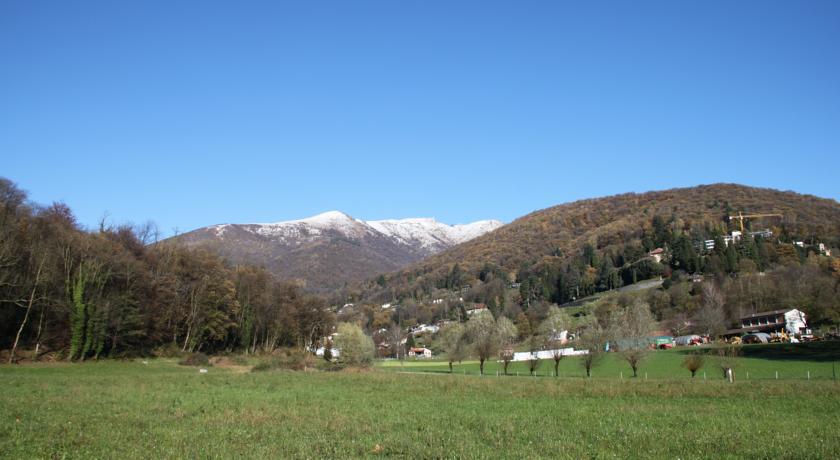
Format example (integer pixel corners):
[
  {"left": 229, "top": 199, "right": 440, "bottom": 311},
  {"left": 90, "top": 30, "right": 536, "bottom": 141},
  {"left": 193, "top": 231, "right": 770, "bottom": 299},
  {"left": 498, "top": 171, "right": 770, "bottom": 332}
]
[{"left": 676, "top": 341, "right": 840, "bottom": 362}]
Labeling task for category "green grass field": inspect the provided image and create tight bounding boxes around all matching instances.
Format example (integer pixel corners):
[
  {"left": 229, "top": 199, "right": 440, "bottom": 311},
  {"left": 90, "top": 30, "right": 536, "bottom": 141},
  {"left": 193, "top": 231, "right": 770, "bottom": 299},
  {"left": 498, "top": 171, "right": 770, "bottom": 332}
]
[
  {"left": 2, "top": 343, "right": 840, "bottom": 458},
  {"left": 381, "top": 342, "right": 840, "bottom": 381}
]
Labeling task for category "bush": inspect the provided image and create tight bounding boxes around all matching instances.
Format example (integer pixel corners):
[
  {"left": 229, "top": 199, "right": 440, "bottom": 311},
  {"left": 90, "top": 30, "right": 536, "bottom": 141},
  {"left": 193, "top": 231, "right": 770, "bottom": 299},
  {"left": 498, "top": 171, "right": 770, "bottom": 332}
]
[
  {"left": 178, "top": 352, "right": 210, "bottom": 366},
  {"left": 334, "top": 323, "right": 375, "bottom": 367},
  {"left": 250, "top": 348, "right": 315, "bottom": 372},
  {"left": 152, "top": 343, "right": 183, "bottom": 358}
]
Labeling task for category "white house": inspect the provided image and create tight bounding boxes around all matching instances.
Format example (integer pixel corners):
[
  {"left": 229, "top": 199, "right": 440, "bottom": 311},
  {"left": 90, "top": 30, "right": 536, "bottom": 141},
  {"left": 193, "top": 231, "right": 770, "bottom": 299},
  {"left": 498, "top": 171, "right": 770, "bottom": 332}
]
[
  {"left": 466, "top": 304, "right": 489, "bottom": 316},
  {"left": 408, "top": 347, "right": 433, "bottom": 358},
  {"left": 648, "top": 248, "right": 665, "bottom": 263},
  {"left": 409, "top": 324, "right": 440, "bottom": 336}
]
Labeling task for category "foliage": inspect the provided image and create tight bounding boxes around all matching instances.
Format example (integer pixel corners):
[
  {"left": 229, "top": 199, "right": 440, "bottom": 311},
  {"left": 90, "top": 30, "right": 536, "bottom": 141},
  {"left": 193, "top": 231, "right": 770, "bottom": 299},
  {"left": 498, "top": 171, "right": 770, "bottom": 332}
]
[
  {"left": 610, "top": 299, "right": 657, "bottom": 377},
  {"left": 465, "top": 314, "right": 517, "bottom": 375},
  {"left": 682, "top": 352, "right": 705, "bottom": 378},
  {"left": 435, "top": 322, "right": 467, "bottom": 373},
  {"left": 361, "top": 184, "right": 840, "bottom": 331},
  {"left": 251, "top": 348, "right": 316, "bottom": 372},
  {"left": 334, "top": 323, "right": 375, "bottom": 367},
  {"left": 0, "top": 178, "right": 335, "bottom": 359},
  {"left": 577, "top": 324, "right": 608, "bottom": 378}
]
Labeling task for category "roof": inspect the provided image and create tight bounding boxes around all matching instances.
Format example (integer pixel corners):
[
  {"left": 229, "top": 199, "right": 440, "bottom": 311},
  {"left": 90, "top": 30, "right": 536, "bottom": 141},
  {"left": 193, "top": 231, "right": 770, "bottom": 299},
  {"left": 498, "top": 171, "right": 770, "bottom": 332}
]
[
  {"left": 724, "top": 324, "right": 789, "bottom": 335},
  {"left": 649, "top": 248, "right": 665, "bottom": 254},
  {"left": 409, "top": 347, "right": 430, "bottom": 353},
  {"left": 740, "top": 309, "right": 798, "bottom": 320}
]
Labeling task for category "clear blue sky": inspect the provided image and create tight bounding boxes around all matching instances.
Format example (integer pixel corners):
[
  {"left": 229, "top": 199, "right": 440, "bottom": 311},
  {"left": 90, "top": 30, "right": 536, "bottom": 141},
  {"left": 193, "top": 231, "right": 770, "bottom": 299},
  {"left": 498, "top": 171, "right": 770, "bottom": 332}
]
[{"left": 2, "top": 1, "right": 839, "bottom": 235}]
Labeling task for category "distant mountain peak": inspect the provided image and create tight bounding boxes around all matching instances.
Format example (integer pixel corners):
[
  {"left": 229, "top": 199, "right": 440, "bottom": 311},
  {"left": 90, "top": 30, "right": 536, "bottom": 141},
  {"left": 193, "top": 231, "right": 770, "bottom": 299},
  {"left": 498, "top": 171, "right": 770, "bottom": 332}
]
[{"left": 169, "top": 211, "right": 503, "bottom": 291}]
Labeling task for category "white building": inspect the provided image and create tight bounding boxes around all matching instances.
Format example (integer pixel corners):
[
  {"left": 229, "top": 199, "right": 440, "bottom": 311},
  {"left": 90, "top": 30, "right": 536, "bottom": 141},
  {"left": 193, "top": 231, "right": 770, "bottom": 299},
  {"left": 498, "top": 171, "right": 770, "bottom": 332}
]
[
  {"left": 739, "top": 309, "right": 809, "bottom": 335},
  {"left": 509, "top": 348, "right": 588, "bottom": 362},
  {"left": 408, "top": 347, "right": 433, "bottom": 358},
  {"left": 409, "top": 324, "right": 440, "bottom": 336}
]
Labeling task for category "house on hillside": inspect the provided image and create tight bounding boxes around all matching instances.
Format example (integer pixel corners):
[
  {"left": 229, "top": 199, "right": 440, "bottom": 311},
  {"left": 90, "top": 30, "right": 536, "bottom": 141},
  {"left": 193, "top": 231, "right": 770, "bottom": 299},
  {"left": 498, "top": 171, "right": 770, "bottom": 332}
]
[
  {"left": 408, "top": 347, "right": 432, "bottom": 358},
  {"left": 409, "top": 324, "right": 440, "bottom": 336},
  {"left": 466, "top": 304, "right": 488, "bottom": 316},
  {"left": 750, "top": 229, "right": 773, "bottom": 239},
  {"left": 648, "top": 248, "right": 665, "bottom": 263},
  {"left": 723, "top": 309, "right": 809, "bottom": 337}
]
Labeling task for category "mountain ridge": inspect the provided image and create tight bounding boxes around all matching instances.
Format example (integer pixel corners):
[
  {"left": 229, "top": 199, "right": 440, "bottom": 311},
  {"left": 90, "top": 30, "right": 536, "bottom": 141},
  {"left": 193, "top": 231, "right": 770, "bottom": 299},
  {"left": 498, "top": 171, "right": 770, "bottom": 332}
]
[{"left": 167, "top": 211, "right": 503, "bottom": 291}]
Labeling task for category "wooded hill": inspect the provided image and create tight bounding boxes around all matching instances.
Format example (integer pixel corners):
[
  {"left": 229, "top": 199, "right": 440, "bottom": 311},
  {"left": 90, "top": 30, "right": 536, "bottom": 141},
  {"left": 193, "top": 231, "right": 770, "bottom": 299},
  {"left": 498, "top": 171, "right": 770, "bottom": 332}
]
[{"left": 356, "top": 184, "right": 840, "bottom": 306}]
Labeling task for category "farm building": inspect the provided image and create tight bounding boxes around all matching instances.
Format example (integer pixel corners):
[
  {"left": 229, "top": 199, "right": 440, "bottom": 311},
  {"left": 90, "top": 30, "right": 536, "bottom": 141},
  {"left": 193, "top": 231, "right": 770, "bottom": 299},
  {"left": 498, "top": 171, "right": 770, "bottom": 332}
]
[
  {"left": 674, "top": 335, "right": 703, "bottom": 346},
  {"left": 724, "top": 309, "right": 809, "bottom": 337}
]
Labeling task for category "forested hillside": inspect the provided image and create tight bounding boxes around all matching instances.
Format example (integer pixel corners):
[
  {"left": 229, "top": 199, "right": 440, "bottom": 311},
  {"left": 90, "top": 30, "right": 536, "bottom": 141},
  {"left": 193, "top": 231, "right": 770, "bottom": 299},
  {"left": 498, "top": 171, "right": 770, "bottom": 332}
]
[{"left": 355, "top": 184, "right": 840, "bottom": 315}]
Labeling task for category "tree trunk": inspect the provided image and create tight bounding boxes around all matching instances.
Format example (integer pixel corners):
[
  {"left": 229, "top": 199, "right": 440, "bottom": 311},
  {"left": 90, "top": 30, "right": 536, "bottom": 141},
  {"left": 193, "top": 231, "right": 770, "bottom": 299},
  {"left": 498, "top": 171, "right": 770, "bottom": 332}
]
[
  {"left": 9, "top": 260, "right": 44, "bottom": 364},
  {"left": 449, "top": 361, "right": 453, "bottom": 373},
  {"left": 33, "top": 305, "right": 46, "bottom": 359},
  {"left": 479, "top": 358, "right": 485, "bottom": 375},
  {"left": 182, "top": 324, "right": 192, "bottom": 352},
  {"left": 554, "top": 359, "right": 560, "bottom": 377}
]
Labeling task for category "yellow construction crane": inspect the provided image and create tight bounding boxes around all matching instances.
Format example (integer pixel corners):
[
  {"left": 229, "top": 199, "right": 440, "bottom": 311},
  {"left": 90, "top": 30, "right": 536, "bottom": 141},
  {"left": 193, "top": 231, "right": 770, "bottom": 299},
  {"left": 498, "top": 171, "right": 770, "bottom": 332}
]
[{"left": 728, "top": 212, "right": 783, "bottom": 232}]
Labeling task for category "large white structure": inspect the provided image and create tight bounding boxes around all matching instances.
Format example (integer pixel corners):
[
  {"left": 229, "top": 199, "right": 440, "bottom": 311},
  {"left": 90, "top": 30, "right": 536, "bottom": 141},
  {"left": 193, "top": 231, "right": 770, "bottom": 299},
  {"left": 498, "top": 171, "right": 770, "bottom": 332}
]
[
  {"left": 739, "top": 309, "right": 808, "bottom": 335},
  {"left": 510, "top": 348, "right": 588, "bottom": 362}
]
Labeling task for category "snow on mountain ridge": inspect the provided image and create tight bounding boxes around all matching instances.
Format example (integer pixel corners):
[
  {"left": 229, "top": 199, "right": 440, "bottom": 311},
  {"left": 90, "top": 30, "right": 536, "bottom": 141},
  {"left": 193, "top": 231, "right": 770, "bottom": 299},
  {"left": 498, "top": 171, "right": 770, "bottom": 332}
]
[{"left": 210, "top": 212, "right": 503, "bottom": 250}]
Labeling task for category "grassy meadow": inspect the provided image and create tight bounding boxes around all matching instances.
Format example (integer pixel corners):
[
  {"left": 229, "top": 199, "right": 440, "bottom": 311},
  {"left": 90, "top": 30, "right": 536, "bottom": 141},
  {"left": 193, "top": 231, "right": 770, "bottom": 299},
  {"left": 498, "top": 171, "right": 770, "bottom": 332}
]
[
  {"left": 381, "top": 342, "right": 840, "bottom": 380},
  {"left": 1, "top": 344, "right": 839, "bottom": 458}
]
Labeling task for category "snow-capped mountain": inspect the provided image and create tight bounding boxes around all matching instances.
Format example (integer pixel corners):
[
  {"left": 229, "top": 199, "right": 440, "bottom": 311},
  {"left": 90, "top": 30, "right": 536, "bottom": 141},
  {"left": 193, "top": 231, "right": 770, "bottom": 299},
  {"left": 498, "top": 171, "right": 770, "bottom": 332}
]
[{"left": 169, "top": 211, "right": 503, "bottom": 291}]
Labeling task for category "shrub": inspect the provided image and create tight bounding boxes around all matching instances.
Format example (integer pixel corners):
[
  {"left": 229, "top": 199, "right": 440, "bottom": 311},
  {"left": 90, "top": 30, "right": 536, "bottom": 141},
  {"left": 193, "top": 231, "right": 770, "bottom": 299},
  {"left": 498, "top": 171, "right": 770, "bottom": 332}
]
[
  {"left": 250, "top": 348, "right": 315, "bottom": 372},
  {"left": 178, "top": 352, "right": 210, "bottom": 366},
  {"left": 682, "top": 352, "right": 705, "bottom": 378},
  {"left": 334, "top": 323, "right": 375, "bottom": 367}
]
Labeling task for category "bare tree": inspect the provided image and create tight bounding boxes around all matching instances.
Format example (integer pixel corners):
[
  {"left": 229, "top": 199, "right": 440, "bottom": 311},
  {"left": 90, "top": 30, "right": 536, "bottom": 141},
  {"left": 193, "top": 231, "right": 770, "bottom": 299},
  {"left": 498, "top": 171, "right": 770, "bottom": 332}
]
[
  {"left": 387, "top": 323, "right": 405, "bottom": 362},
  {"left": 612, "top": 299, "right": 657, "bottom": 378},
  {"left": 465, "top": 314, "right": 517, "bottom": 375},
  {"left": 526, "top": 336, "right": 542, "bottom": 376},
  {"left": 682, "top": 351, "right": 705, "bottom": 378},
  {"left": 8, "top": 255, "right": 46, "bottom": 363},
  {"left": 497, "top": 316, "right": 517, "bottom": 375},
  {"left": 577, "top": 324, "right": 608, "bottom": 378},
  {"left": 695, "top": 283, "right": 727, "bottom": 339},
  {"left": 539, "top": 306, "right": 571, "bottom": 377},
  {"left": 436, "top": 322, "right": 466, "bottom": 373}
]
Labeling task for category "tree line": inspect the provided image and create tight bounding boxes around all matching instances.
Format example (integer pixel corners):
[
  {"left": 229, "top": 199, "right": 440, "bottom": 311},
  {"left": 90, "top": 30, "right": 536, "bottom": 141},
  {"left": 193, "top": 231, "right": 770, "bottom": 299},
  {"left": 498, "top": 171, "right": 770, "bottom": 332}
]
[{"left": 0, "top": 178, "right": 335, "bottom": 362}]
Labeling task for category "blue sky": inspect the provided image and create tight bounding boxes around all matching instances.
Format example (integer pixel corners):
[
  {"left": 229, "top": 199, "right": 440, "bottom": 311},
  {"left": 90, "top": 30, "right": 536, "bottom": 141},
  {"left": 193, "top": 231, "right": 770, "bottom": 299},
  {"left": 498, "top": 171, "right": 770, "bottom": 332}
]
[{"left": 2, "top": 1, "right": 839, "bottom": 235}]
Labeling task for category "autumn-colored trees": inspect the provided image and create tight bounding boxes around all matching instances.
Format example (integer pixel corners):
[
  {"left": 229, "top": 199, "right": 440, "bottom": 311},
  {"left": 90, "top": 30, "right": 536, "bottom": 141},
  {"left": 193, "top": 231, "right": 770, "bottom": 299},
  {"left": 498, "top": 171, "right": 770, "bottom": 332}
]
[{"left": 0, "top": 178, "right": 334, "bottom": 360}]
